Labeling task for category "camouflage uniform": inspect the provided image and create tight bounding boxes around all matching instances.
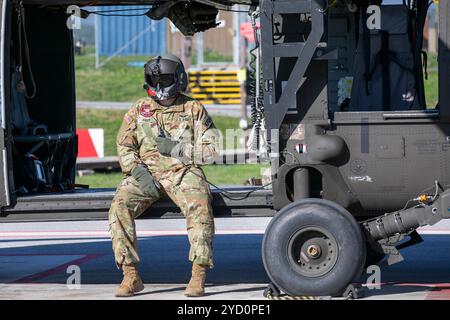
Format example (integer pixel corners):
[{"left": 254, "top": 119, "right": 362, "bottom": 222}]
[{"left": 108, "top": 94, "right": 220, "bottom": 269}]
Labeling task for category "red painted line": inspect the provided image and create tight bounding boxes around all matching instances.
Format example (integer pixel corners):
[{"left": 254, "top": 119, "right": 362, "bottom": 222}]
[
  {"left": 0, "top": 235, "right": 109, "bottom": 238},
  {"left": 0, "top": 253, "right": 95, "bottom": 256},
  {"left": 0, "top": 234, "right": 176, "bottom": 239},
  {"left": 396, "top": 283, "right": 450, "bottom": 288},
  {"left": 11, "top": 253, "right": 106, "bottom": 284},
  {"left": 426, "top": 288, "right": 450, "bottom": 300},
  {"left": 377, "top": 282, "right": 450, "bottom": 300},
  {"left": 1, "top": 230, "right": 110, "bottom": 233},
  {"left": 422, "top": 283, "right": 450, "bottom": 300}
]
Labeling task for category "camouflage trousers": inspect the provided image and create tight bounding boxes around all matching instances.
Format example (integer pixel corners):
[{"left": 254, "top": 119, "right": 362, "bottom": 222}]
[{"left": 108, "top": 166, "right": 215, "bottom": 269}]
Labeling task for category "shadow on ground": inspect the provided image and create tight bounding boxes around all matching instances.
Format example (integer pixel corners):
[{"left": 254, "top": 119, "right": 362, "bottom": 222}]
[
  {"left": 2, "top": 234, "right": 450, "bottom": 300},
  {"left": 0, "top": 234, "right": 270, "bottom": 285}
]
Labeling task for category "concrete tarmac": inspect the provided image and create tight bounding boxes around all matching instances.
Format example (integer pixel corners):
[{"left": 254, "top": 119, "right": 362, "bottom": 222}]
[{"left": 1, "top": 217, "right": 450, "bottom": 300}]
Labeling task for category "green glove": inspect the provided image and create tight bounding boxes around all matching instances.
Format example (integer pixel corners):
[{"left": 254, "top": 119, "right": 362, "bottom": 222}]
[
  {"left": 155, "top": 136, "right": 185, "bottom": 158},
  {"left": 131, "top": 164, "right": 160, "bottom": 198}
]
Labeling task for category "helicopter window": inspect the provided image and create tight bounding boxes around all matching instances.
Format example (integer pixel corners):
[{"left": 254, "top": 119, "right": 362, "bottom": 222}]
[{"left": 336, "top": 2, "right": 432, "bottom": 113}]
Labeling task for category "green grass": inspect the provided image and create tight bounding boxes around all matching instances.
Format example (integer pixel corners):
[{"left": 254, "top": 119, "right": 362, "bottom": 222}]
[
  {"left": 76, "top": 164, "right": 268, "bottom": 188},
  {"left": 76, "top": 47, "right": 439, "bottom": 106},
  {"left": 76, "top": 53, "right": 148, "bottom": 102},
  {"left": 202, "top": 164, "right": 267, "bottom": 185},
  {"left": 77, "top": 172, "right": 123, "bottom": 189},
  {"left": 191, "top": 50, "right": 233, "bottom": 65},
  {"left": 75, "top": 48, "right": 234, "bottom": 102},
  {"left": 425, "top": 53, "right": 438, "bottom": 108}
]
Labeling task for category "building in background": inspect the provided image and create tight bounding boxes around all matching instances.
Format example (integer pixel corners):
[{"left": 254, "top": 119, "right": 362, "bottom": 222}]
[
  {"left": 96, "top": 6, "right": 166, "bottom": 57},
  {"left": 74, "top": 4, "right": 437, "bottom": 62},
  {"left": 167, "top": 11, "right": 235, "bottom": 66},
  {"left": 427, "top": 4, "right": 438, "bottom": 54},
  {"left": 73, "top": 6, "right": 248, "bottom": 68}
]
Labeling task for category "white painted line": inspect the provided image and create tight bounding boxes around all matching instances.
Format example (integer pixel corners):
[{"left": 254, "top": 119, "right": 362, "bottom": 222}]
[
  {"left": 1, "top": 227, "right": 450, "bottom": 239},
  {"left": 0, "top": 229, "right": 265, "bottom": 239},
  {"left": 0, "top": 239, "right": 112, "bottom": 249},
  {"left": 417, "top": 230, "right": 450, "bottom": 235},
  {"left": 2, "top": 149, "right": 10, "bottom": 206}
]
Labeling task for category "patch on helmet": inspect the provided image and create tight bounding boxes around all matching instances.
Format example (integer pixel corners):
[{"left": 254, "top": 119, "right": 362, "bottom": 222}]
[{"left": 140, "top": 104, "right": 155, "bottom": 118}]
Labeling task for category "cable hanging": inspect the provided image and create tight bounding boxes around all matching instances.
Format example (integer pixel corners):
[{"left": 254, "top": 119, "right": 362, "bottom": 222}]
[
  {"left": 15, "top": 0, "right": 36, "bottom": 99},
  {"left": 247, "top": 9, "right": 265, "bottom": 154},
  {"left": 81, "top": 7, "right": 152, "bottom": 17}
]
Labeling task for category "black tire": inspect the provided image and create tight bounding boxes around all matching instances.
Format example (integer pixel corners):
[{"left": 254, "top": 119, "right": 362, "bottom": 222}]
[{"left": 262, "top": 199, "right": 366, "bottom": 297}]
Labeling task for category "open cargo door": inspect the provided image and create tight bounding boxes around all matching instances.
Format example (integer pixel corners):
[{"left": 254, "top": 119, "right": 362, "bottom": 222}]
[{"left": 0, "top": 0, "right": 10, "bottom": 208}]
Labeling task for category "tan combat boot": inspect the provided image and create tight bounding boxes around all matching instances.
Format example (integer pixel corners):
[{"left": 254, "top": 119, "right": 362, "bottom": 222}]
[
  {"left": 184, "top": 263, "right": 208, "bottom": 297},
  {"left": 115, "top": 264, "right": 144, "bottom": 297}
]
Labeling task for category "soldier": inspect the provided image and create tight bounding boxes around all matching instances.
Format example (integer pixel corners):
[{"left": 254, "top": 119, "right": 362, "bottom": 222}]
[{"left": 108, "top": 54, "right": 220, "bottom": 298}]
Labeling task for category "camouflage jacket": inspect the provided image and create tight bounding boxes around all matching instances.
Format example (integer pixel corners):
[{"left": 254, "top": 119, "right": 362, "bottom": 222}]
[{"left": 117, "top": 94, "right": 220, "bottom": 179}]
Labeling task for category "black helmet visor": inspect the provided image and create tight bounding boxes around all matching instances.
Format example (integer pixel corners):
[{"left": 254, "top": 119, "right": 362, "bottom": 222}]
[{"left": 147, "top": 73, "right": 175, "bottom": 88}]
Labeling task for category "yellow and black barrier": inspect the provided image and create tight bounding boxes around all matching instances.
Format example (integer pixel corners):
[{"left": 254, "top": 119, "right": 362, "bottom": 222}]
[{"left": 187, "top": 68, "right": 246, "bottom": 105}]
